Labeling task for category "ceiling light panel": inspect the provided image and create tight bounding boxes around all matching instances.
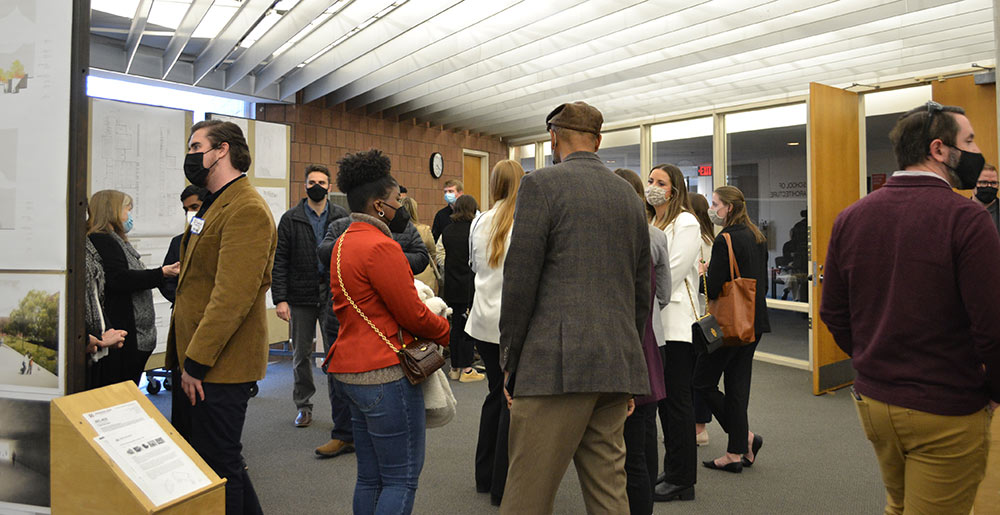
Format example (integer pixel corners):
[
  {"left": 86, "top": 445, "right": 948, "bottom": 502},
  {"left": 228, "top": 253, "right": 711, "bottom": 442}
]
[
  {"left": 192, "top": 1, "right": 241, "bottom": 39},
  {"left": 148, "top": 0, "right": 192, "bottom": 30}
]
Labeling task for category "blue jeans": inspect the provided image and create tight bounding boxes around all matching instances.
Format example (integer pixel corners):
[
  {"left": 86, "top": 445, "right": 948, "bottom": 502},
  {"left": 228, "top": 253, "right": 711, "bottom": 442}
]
[{"left": 338, "top": 377, "right": 426, "bottom": 515}]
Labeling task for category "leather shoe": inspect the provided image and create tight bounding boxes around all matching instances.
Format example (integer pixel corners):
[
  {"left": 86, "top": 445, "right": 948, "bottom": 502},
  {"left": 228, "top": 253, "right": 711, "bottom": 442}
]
[
  {"left": 315, "top": 439, "right": 355, "bottom": 458},
  {"left": 703, "top": 459, "right": 742, "bottom": 473},
  {"left": 295, "top": 410, "right": 312, "bottom": 427},
  {"left": 652, "top": 481, "right": 694, "bottom": 502},
  {"left": 742, "top": 434, "right": 764, "bottom": 467}
]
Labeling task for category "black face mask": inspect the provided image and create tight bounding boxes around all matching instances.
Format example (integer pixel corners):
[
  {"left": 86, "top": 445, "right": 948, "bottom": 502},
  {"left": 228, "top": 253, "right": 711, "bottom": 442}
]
[
  {"left": 184, "top": 149, "right": 220, "bottom": 188},
  {"left": 306, "top": 184, "right": 328, "bottom": 202},
  {"left": 382, "top": 202, "right": 410, "bottom": 234},
  {"left": 943, "top": 145, "right": 985, "bottom": 189},
  {"left": 975, "top": 186, "right": 998, "bottom": 204}
]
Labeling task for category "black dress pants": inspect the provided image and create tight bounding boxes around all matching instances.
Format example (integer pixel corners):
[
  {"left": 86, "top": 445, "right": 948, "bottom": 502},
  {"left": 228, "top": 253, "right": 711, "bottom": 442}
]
[
  {"left": 173, "top": 381, "right": 263, "bottom": 515},
  {"left": 656, "top": 341, "right": 697, "bottom": 487},
  {"left": 447, "top": 303, "right": 474, "bottom": 369},
  {"left": 693, "top": 338, "right": 760, "bottom": 454},
  {"left": 471, "top": 337, "right": 509, "bottom": 505},
  {"left": 624, "top": 402, "right": 658, "bottom": 515}
]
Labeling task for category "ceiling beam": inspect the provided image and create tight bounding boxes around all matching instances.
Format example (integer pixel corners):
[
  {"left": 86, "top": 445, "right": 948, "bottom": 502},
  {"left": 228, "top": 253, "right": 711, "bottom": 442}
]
[
  {"left": 252, "top": 1, "right": 399, "bottom": 95},
  {"left": 299, "top": 0, "right": 524, "bottom": 104},
  {"left": 225, "top": 0, "right": 336, "bottom": 90},
  {"left": 282, "top": 0, "right": 464, "bottom": 102},
  {"left": 162, "top": 0, "right": 215, "bottom": 79},
  {"left": 124, "top": 0, "right": 154, "bottom": 74},
  {"left": 323, "top": 0, "right": 590, "bottom": 110},
  {"left": 193, "top": 0, "right": 275, "bottom": 85}
]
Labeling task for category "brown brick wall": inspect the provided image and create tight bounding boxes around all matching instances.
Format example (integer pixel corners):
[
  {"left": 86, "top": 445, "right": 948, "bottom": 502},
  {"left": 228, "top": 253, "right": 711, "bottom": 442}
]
[{"left": 256, "top": 100, "right": 508, "bottom": 223}]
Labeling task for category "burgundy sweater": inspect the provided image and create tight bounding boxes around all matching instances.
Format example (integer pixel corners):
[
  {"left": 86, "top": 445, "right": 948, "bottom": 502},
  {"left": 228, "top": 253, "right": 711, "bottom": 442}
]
[{"left": 820, "top": 174, "right": 1000, "bottom": 415}]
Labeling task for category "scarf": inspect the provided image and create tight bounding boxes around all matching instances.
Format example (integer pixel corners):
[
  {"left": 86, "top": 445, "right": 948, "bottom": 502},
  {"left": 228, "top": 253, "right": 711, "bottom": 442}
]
[{"left": 110, "top": 233, "right": 157, "bottom": 352}]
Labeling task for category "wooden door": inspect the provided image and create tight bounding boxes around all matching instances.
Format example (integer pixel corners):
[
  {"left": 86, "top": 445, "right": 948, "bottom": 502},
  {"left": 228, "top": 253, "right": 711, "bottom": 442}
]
[
  {"left": 932, "top": 75, "right": 999, "bottom": 199},
  {"left": 463, "top": 154, "right": 483, "bottom": 207},
  {"left": 809, "top": 83, "right": 860, "bottom": 395}
]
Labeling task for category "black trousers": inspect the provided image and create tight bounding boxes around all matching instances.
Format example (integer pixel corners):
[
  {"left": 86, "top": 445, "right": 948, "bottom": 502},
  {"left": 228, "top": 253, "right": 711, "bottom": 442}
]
[
  {"left": 656, "top": 342, "right": 697, "bottom": 486},
  {"left": 624, "top": 402, "right": 658, "bottom": 515},
  {"left": 472, "top": 338, "right": 509, "bottom": 505},
  {"left": 693, "top": 338, "right": 760, "bottom": 454},
  {"left": 173, "top": 381, "right": 263, "bottom": 515},
  {"left": 447, "top": 303, "right": 474, "bottom": 369}
]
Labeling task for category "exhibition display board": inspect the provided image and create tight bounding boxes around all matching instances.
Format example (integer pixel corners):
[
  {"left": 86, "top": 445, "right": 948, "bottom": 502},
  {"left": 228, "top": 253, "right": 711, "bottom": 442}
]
[{"left": 50, "top": 382, "right": 224, "bottom": 514}]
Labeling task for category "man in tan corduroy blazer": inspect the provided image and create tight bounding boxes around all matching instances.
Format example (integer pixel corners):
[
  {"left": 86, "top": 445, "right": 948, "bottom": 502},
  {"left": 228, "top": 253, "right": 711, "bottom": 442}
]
[{"left": 167, "top": 119, "right": 276, "bottom": 515}]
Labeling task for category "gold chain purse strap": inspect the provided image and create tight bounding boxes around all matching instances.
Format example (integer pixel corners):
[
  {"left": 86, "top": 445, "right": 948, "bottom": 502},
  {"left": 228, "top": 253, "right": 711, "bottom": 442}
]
[
  {"left": 335, "top": 232, "right": 403, "bottom": 354},
  {"left": 684, "top": 246, "right": 711, "bottom": 321}
]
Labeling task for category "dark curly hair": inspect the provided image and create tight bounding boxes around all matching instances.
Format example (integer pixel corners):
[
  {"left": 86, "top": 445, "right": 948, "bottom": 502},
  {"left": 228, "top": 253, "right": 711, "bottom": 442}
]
[{"left": 336, "top": 149, "right": 397, "bottom": 213}]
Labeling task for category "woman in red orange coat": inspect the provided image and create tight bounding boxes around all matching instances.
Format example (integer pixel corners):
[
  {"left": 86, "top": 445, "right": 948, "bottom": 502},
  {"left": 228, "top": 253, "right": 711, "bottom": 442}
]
[{"left": 324, "top": 149, "right": 450, "bottom": 515}]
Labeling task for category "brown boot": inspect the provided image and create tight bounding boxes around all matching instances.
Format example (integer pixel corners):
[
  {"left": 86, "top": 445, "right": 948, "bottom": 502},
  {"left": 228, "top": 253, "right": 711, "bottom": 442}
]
[{"left": 315, "top": 439, "right": 355, "bottom": 459}]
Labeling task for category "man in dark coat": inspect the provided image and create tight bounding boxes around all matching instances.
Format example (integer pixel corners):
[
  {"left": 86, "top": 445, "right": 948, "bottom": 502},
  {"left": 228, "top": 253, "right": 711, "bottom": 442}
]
[
  {"left": 272, "top": 164, "right": 349, "bottom": 429},
  {"left": 498, "top": 102, "right": 651, "bottom": 513}
]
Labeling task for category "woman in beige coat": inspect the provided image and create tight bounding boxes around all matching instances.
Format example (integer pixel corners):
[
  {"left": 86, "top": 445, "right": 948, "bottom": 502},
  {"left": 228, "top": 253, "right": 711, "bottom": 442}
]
[{"left": 400, "top": 197, "right": 440, "bottom": 295}]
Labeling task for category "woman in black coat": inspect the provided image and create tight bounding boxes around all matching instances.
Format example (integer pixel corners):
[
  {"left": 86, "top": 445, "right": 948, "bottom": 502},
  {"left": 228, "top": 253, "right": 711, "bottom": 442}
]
[
  {"left": 694, "top": 186, "right": 769, "bottom": 474},
  {"left": 87, "top": 190, "right": 179, "bottom": 387},
  {"left": 441, "top": 194, "right": 484, "bottom": 382}
]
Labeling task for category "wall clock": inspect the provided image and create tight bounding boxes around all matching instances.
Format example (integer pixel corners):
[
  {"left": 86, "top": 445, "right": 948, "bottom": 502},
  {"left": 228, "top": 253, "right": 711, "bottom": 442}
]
[{"left": 430, "top": 152, "right": 444, "bottom": 178}]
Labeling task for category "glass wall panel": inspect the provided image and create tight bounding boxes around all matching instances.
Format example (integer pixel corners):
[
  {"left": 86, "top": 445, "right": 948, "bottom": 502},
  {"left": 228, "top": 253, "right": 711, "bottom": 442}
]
[
  {"left": 596, "top": 128, "right": 640, "bottom": 173},
  {"left": 543, "top": 141, "right": 553, "bottom": 167},
  {"left": 725, "top": 104, "right": 808, "bottom": 303},
  {"left": 652, "top": 117, "right": 713, "bottom": 199},
  {"left": 512, "top": 143, "right": 536, "bottom": 173},
  {"left": 757, "top": 308, "right": 809, "bottom": 361},
  {"left": 864, "top": 86, "right": 932, "bottom": 193}
]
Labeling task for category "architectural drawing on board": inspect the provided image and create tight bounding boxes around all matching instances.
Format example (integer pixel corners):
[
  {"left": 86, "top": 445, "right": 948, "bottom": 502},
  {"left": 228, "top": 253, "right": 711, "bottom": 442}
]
[
  {"left": 0, "top": 130, "right": 14, "bottom": 229},
  {"left": 0, "top": 0, "right": 34, "bottom": 96},
  {"left": 0, "top": 398, "right": 50, "bottom": 509},
  {"left": 90, "top": 99, "right": 188, "bottom": 237}
]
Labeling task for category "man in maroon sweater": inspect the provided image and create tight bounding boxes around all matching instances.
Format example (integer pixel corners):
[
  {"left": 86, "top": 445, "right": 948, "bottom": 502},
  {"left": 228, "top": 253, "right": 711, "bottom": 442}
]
[{"left": 821, "top": 102, "right": 1000, "bottom": 514}]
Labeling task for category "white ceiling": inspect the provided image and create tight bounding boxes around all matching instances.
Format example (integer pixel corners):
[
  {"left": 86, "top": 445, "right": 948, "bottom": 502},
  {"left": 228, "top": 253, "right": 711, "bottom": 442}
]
[{"left": 89, "top": 0, "right": 997, "bottom": 141}]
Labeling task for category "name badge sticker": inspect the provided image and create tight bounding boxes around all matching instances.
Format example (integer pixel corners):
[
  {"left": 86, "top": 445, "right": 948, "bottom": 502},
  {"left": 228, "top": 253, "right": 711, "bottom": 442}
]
[{"left": 190, "top": 217, "right": 205, "bottom": 235}]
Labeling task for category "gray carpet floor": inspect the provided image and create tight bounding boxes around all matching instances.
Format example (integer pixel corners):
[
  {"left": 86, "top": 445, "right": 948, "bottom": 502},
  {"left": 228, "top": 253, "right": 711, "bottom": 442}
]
[{"left": 145, "top": 357, "right": 887, "bottom": 514}]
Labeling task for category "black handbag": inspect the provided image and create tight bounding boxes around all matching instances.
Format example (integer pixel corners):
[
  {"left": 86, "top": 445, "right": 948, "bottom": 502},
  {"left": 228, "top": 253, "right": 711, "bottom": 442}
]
[{"left": 686, "top": 272, "right": 723, "bottom": 354}]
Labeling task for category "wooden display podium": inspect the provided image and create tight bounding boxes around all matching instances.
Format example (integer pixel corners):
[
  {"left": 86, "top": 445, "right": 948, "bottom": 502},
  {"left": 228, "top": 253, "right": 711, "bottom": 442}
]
[{"left": 50, "top": 382, "right": 226, "bottom": 514}]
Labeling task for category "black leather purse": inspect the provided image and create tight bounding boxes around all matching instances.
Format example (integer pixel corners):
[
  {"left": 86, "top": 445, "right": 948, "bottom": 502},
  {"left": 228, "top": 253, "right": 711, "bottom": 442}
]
[{"left": 686, "top": 273, "right": 723, "bottom": 355}]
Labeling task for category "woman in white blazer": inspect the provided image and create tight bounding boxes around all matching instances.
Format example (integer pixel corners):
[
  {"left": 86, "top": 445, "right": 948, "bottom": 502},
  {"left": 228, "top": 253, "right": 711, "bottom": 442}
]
[
  {"left": 688, "top": 191, "right": 716, "bottom": 446},
  {"left": 647, "top": 164, "right": 701, "bottom": 503},
  {"left": 465, "top": 160, "right": 524, "bottom": 506}
]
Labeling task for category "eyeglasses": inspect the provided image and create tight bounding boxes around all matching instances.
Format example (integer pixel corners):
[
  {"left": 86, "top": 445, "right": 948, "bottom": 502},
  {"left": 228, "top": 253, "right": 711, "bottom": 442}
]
[
  {"left": 977, "top": 181, "right": 999, "bottom": 187},
  {"left": 922, "top": 101, "right": 944, "bottom": 143}
]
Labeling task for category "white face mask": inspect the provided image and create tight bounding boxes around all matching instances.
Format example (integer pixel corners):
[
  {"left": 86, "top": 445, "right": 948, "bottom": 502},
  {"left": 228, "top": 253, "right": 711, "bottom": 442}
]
[
  {"left": 186, "top": 211, "right": 196, "bottom": 225},
  {"left": 644, "top": 185, "right": 669, "bottom": 206},
  {"left": 708, "top": 208, "right": 725, "bottom": 226}
]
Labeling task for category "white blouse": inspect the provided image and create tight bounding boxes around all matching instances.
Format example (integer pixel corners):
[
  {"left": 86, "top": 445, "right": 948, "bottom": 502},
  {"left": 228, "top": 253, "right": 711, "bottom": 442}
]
[{"left": 465, "top": 203, "right": 510, "bottom": 344}]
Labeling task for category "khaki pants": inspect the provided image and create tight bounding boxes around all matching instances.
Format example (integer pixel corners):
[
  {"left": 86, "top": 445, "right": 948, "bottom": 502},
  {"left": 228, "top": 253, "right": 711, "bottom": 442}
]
[
  {"left": 500, "top": 392, "right": 631, "bottom": 515},
  {"left": 853, "top": 392, "right": 992, "bottom": 515}
]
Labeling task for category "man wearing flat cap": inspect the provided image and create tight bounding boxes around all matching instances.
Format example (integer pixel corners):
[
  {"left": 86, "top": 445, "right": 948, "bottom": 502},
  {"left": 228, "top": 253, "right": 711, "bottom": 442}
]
[{"left": 499, "top": 101, "right": 652, "bottom": 512}]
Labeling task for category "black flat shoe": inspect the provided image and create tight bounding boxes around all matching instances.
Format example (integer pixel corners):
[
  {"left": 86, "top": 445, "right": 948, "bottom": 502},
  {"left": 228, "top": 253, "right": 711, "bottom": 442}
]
[
  {"left": 703, "top": 459, "right": 743, "bottom": 473},
  {"left": 652, "top": 482, "right": 695, "bottom": 502},
  {"left": 742, "top": 434, "right": 764, "bottom": 467}
]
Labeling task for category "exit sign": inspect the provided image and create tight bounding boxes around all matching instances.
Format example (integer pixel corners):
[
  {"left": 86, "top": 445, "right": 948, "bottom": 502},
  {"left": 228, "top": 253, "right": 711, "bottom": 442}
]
[{"left": 698, "top": 165, "right": 713, "bottom": 176}]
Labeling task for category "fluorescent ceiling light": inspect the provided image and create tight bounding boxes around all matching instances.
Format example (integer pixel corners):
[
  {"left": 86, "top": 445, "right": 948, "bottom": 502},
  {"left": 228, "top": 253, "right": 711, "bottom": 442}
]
[
  {"left": 651, "top": 117, "right": 713, "bottom": 142},
  {"left": 726, "top": 104, "right": 807, "bottom": 133},
  {"left": 864, "top": 85, "right": 932, "bottom": 117},
  {"left": 787, "top": 142, "right": 800, "bottom": 146},
  {"left": 91, "top": 0, "right": 140, "bottom": 18},
  {"left": 240, "top": 11, "right": 283, "bottom": 48},
  {"left": 192, "top": 1, "right": 241, "bottom": 39}
]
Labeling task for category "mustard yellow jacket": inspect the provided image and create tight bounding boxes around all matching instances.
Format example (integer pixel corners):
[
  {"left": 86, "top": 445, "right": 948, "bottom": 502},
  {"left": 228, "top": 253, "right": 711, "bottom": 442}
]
[{"left": 167, "top": 178, "right": 277, "bottom": 383}]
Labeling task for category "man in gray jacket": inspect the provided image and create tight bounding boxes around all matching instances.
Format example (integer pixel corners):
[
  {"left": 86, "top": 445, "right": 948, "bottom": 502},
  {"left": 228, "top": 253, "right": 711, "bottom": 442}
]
[{"left": 499, "top": 102, "right": 652, "bottom": 513}]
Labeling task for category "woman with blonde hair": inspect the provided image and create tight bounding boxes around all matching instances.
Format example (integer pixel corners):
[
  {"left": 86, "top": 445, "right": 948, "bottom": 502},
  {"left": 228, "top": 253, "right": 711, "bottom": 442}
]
[
  {"left": 400, "top": 197, "right": 440, "bottom": 295},
  {"left": 466, "top": 159, "right": 524, "bottom": 505},
  {"left": 645, "top": 164, "right": 700, "bottom": 502},
  {"left": 695, "top": 185, "right": 769, "bottom": 474},
  {"left": 87, "top": 189, "right": 179, "bottom": 387}
]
